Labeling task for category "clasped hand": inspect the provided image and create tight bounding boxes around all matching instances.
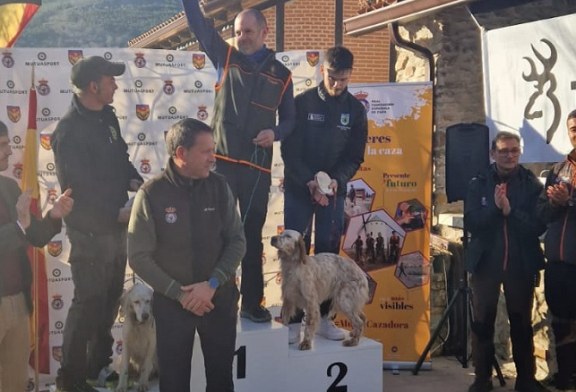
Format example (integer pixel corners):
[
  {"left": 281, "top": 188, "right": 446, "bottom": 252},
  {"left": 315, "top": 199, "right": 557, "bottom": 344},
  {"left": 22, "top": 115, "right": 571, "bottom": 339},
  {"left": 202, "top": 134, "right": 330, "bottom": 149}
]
[{"left": 179, "top": 282, "right": 216, "bottom": 316}]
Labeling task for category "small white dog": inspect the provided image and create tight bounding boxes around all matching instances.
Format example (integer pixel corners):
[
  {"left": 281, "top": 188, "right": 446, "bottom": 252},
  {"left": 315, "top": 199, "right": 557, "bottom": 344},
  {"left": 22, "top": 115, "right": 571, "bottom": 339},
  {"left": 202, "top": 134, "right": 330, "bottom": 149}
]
[
  {"left": 116, "top": 283, "right": 157, "bottom": 392},
  {"left": 271, "top": 229, "right": 369, "bottom": 350}
]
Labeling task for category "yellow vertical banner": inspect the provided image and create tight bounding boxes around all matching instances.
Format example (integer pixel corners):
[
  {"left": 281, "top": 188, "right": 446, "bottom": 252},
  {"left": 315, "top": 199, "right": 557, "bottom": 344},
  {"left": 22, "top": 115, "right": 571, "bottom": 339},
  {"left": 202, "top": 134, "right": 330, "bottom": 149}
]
[{"left": 336, "top": 82, "right": 433, "bottom": 367}]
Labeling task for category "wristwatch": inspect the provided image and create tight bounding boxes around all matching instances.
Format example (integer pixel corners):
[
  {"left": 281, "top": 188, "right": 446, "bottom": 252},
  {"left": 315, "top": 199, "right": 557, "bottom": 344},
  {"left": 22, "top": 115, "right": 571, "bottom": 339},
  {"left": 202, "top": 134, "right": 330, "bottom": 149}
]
[{"left": 208, "top": 277, "right": 220, "bottom": 290}]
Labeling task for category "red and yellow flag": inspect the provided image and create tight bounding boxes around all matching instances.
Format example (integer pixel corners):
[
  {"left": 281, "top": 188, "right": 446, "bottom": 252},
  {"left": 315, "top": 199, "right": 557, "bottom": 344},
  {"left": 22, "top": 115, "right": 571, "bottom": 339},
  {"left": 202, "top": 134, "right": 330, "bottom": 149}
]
[
  {"left": 21, "top": 74, "right": 50, "bottom": 374},
  {"left": 0, "top": 0, "right": 41, "bottom": 48}
]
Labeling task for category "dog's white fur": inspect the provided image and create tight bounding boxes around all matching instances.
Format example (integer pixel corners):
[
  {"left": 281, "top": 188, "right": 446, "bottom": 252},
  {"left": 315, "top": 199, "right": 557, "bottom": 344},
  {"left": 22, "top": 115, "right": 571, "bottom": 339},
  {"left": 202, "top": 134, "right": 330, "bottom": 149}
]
[
  {"left": 116, "top": 283, "right": 156, "bottom": 392},
  {"left": 271, "top": 229, "right": 369, "bottom": 350}
]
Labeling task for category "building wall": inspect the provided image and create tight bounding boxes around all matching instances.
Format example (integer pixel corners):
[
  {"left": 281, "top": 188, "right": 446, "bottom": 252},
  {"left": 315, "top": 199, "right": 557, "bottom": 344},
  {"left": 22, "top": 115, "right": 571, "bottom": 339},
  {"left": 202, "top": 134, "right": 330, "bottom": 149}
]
[
  {"left": 263, "top": 0, "right": 390, "bottom": 83},
  {"left": 393, "top": 0, "right": 576, "bottom": 216}
]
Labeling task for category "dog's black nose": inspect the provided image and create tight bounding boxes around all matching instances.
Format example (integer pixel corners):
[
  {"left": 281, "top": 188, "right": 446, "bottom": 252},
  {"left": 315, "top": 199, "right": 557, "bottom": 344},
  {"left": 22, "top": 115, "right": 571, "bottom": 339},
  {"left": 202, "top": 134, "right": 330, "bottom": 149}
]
[
  {"left": 271, "top": 236, "right": 278, "bottom": 246},
  {"left": 142, "top": 313, "right": 149, "bottom": 321}
]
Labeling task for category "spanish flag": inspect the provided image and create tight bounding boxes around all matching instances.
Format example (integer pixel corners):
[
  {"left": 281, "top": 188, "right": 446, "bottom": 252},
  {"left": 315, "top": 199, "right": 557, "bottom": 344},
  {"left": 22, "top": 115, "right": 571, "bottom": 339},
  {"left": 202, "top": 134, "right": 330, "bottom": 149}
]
[
  {"left": 0, "top": 0, "right": 41, "bottom": 48},
  {"left": 21, "top": 70, "right": 50, "bottom": 375}
]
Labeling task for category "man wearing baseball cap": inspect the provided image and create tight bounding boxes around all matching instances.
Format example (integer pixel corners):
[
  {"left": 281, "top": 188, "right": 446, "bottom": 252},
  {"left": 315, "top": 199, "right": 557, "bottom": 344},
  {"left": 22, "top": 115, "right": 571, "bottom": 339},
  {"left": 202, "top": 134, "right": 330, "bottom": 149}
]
[{"left": 52, "top": 56, "right": 143, "bottom": 392}]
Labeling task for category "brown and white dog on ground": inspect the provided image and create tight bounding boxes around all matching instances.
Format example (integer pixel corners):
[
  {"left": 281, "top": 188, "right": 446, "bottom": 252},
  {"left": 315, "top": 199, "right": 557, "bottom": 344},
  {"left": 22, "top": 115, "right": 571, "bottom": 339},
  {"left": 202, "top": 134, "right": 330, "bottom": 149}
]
[
  {"left": 271, "top": 229, "right": 369, "bottom": 350},
  {"left": 116, "top": 283, "right": 157, "bottom": 392}
]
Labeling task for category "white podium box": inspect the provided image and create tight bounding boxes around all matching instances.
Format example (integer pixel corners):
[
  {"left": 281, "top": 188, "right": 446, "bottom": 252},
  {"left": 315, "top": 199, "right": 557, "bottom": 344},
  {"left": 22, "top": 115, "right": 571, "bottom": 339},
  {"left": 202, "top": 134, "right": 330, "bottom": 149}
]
[
  {"left": 287, "top": 336, "right": 383, "bottom": 392},
  {"left": 190, "top": 318, "right": 289, "bottom": 392},
  {"left": 189, "top": 318, "right": 383, "bottom": 392}
]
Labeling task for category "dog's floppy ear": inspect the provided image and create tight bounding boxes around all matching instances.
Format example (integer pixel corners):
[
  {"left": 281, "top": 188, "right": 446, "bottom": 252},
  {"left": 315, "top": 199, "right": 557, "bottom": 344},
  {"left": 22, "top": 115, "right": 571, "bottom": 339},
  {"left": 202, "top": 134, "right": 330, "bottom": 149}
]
[{"left": 297, "top": 235, "right": 307, "bottom": 264}]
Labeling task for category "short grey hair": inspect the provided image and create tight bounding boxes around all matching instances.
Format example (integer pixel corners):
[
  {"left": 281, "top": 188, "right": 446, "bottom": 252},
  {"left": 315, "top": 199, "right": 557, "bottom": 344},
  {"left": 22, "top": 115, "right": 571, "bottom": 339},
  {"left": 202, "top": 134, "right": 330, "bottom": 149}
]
[{"left": 165, "top": 118, "right": 213, "bottom": 158}]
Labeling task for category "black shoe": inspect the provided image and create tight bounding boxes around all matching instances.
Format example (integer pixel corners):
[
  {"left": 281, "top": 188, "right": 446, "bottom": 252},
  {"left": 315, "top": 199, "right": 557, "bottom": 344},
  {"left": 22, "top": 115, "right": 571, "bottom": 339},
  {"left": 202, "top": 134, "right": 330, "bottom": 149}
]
[
  {"left": 240, "top": 304, "right": 272, "bottom": 322},
  {"left": 514, "top": 379, "right": 550, "bottom": 392},
  {"left": 468, "top": 379, "right": 493, "bottom": 392}
]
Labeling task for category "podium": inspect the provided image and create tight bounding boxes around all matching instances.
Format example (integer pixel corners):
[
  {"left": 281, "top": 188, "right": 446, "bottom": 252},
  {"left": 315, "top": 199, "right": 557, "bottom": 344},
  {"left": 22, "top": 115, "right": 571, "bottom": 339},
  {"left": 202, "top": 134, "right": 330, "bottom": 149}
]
[{"left": 190, "top": 318, "right": 383, "bottom": 392}]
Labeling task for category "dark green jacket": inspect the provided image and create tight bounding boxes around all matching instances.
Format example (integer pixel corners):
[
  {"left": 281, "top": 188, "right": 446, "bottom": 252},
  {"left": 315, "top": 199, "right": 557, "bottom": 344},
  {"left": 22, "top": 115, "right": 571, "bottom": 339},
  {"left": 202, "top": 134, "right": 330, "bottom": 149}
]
[{"left": 127, "top": 159, "right": 245, "bottom": 300}]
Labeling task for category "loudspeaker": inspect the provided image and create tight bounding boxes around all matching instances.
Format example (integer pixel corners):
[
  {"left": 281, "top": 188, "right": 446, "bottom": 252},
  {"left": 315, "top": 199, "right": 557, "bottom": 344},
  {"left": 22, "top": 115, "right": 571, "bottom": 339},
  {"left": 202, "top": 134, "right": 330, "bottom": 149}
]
[{"left": 445, "top": 123, "right": 490, "bottom": 203}]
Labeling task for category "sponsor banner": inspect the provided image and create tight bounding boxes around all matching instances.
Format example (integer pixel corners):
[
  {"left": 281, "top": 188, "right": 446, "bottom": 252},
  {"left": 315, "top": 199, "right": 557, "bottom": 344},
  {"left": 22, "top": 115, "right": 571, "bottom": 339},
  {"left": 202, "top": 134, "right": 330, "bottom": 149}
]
[
  {"left": 483, "top": 13, "right": 576, "bottom": 163},
  {"left": 337, "top": 82, "right": 433, "bottom": 365}
]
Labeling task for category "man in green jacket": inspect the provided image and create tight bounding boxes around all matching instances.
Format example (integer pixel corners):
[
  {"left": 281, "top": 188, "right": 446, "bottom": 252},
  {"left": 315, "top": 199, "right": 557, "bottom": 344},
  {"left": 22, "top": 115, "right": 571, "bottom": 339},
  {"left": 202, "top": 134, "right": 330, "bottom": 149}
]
[{"left": 128, "top": 118, "right": 246, "bottom": 392}]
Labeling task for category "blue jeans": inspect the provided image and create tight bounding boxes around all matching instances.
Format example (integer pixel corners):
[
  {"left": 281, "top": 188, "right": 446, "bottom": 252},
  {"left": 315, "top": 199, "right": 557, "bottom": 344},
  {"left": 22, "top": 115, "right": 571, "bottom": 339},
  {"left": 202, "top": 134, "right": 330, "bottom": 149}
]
[{"left": 283, "top": 186, "right": 345, "bottom": 254}]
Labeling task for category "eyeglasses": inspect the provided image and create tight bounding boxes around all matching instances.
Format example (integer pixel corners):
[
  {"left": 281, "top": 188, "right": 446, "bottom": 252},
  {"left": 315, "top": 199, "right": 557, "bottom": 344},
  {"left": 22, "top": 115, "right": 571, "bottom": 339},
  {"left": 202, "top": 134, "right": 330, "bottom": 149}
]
[{"left": 495, "top": 148, "right": 521, "bottom": 156}]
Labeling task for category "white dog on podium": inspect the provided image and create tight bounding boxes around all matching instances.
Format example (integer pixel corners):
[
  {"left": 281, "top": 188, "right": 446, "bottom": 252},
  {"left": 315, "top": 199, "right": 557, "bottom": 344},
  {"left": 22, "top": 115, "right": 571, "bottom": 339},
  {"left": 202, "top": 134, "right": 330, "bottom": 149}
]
[
  {"left": 271, "top": 229, "right": 369, "bottom": 350},
  {"left": 116, "top": 283, "right": 157, "bottom": 392}
]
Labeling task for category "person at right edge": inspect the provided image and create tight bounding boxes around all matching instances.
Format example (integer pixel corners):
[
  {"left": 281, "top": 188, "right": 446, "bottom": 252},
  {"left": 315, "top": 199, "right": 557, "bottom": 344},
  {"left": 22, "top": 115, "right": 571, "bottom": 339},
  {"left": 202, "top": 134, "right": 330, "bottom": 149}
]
[
  {"left": 536, "top": 109, "right": 576, "bottom": 391},
  {"left": 281, "top": 46, "right": 368, "bottom": 345},
  {"left": 180, "top": 0, "right": 295, "bottom": 323},
  {"left": 464, "top": 131, "right": 549, "bottom": 392}
]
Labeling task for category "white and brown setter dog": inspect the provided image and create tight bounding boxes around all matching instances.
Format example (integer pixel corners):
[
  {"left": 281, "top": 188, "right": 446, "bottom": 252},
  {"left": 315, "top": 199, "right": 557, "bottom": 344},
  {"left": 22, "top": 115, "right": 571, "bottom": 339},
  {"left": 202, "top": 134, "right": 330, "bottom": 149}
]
[{"left": 271, "top": 229, "right": 369, "bottom": 350}]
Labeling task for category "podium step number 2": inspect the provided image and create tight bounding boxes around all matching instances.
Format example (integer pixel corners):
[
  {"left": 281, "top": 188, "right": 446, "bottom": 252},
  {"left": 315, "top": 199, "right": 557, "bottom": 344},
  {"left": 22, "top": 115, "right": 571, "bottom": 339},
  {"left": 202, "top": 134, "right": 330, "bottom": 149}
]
[{"left": 190, "top": 319, "right": 383, "bottom": 392}]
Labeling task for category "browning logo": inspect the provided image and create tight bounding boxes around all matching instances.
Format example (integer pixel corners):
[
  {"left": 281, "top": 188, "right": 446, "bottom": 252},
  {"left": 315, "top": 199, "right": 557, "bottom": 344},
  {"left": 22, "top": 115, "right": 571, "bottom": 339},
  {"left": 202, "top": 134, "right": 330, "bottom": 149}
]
[
  {"left": 68, "top": 50, "right": 83, "bottom": 65},
  {"left": 192, "top": 53, "right": 206, "bottom": 70},
  {"left": 48, "top": 240, "right": 63, "bottom": 257},
  {"left": 136, "top": 104, "right": 150, "bottom": 121},
  {"left": 6, "top": 106, "right": 21, "bottom": 123},
  {"left": 306, "top": 51, "right": 320, "bottom": 67}
]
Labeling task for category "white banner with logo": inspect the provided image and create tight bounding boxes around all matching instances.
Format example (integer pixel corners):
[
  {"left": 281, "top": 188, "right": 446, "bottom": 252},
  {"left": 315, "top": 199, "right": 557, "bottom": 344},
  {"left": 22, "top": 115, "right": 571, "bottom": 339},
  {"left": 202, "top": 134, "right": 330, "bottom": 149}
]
[
  {"left": 483, "top": 13, "right": 576, "bottom": 163},
  {"left": 0, "top": 47, "right": 322, "bottom": 389}
]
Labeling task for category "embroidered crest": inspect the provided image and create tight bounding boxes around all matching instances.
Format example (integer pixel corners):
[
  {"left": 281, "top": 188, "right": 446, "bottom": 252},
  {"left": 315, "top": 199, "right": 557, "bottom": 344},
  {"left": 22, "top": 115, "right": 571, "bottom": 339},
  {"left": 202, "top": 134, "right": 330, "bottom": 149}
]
[
  {"left": 109, "top": 126, "right": 118, "bottom": 141},
  {"left": 340, "top": 113, "right": 350, "bottom": 126},
  {"left": 165, "top": 207, "right": 177, "bottom": 224}
]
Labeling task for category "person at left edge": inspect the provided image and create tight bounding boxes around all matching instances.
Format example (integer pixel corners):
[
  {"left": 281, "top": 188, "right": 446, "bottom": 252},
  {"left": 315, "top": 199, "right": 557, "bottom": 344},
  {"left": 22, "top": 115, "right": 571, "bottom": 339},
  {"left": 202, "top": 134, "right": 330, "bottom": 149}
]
[
  {"left": 128, "top": 118, "right": 246, "bottom": 392},
  {"left": 51, "top": 56, "right": 143, "bottom": 392},
  {"left": 0, "top": 120, "right": 73, "bottom": 392}
]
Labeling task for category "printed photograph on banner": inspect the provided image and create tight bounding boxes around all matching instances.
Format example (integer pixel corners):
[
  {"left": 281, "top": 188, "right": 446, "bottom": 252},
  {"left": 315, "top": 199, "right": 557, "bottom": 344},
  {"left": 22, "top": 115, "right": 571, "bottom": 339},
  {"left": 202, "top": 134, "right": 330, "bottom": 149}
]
[
  {"left": 342, "top": 209, "right": 405, "bottom": 271},
  {"left": 344, "top": 179, "right": 375, "bottom": 219}
]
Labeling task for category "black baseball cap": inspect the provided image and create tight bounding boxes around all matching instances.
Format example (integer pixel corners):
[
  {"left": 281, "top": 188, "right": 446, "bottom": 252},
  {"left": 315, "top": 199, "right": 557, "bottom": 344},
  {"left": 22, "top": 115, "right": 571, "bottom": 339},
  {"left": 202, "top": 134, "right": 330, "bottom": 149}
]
[{"left": 71, "top": 56, "right": 125, "bottom": 89}]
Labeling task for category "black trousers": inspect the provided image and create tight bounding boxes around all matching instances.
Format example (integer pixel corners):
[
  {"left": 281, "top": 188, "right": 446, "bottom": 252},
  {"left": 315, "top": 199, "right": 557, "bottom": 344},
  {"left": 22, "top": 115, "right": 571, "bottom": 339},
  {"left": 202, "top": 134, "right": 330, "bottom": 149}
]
[
  {"left": 470, "top": 265, "right": 536, "bottom": 383},
  {"left": 153, "top": 283, "right": 239, "bottom": 392},
  {"left": 216, "top": 160, "right": 270, "bottom": 308},
  {"left": 59, "top": 228, "right": 126, "bottom": 385},
  {"left": 545, "top": 261, "right": 576, "bottom": 386}
]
